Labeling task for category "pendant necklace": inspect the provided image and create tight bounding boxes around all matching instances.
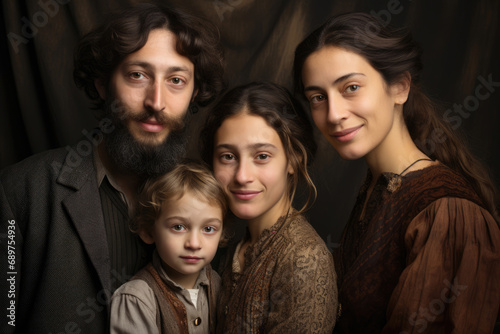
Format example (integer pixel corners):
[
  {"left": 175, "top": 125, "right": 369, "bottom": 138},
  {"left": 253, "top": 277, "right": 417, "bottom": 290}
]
[{"left": 387, "top": 158, "right": 433, "bottom": 192}]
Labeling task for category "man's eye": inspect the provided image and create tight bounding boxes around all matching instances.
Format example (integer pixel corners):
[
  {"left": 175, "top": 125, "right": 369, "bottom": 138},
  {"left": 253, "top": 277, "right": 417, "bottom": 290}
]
[
  {"left": 171, "top": 77, "right": 184, "bottom": 85},
  {"left": 130, "top": 72, "right": 145, "bottom": 80}
]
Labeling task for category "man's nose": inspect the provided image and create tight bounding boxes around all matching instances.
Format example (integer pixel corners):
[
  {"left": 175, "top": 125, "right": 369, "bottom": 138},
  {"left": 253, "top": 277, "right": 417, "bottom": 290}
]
[{"left": 144, "top": 80, "right": 166, "bottom": 112}]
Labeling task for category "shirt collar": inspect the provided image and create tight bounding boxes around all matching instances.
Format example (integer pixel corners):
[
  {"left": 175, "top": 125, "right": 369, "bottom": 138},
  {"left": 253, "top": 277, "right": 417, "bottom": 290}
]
[
  {"left": 93, "top": 145, "right": 128, "bottom": 206},
  {"left": 93, "top": 145, "right": 107, "bottom": 188}
]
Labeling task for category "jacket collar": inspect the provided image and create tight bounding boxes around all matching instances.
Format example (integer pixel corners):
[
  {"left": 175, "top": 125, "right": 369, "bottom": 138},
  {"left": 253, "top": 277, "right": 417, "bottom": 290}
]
[{"left": 56, "top": 144, "right": 97, "bottom": 190}]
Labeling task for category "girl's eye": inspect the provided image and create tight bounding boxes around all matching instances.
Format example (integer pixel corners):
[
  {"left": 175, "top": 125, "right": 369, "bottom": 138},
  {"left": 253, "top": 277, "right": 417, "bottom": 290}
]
[
  {"left": 221, "top": 154, "right": 235, "bottom": 161},
  {"left": 203, "top": 226, "right": 216, "bottom": 233},
  {"left": 256, "top": 154, "right": 270, "bottom": 160},
  {"left": 346, "top": 84, "right": 359, "bottom": 93},
  {"left": 172, "top": 224, "right": 185, "bottom": 232},
  {"left": 310, "top": 94, "right": 326, "bottom": 103}
]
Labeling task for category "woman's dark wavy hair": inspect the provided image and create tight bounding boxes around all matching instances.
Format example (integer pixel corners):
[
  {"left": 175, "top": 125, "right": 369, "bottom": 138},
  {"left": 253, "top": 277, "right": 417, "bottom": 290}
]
[
  {"left": 200, "top": 81, "right": 318, "bottom": 216},
  {"left": 294, "top": 12, "right": 499, "bottom": 222},
  {"left": 73, "top": 2, "right": 224, "bottom": 112}
]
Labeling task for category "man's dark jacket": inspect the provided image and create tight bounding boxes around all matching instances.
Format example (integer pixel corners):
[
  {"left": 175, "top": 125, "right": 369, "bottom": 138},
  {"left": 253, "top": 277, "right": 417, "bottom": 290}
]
[{"left": 1, "top": 144, "right": 112, "bottom": 334}]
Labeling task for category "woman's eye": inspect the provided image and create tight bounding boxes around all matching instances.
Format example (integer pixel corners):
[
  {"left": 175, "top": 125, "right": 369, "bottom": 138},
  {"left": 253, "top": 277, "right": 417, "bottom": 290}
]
[
  {"left": 256, "top": 154, "right": 270, "bottom": 160},
  {"left": 346, "top": 84, "right": 359, "bottom": 93},
  {"left": 310, "top": 94, "right": 326, "bottom": 103}
]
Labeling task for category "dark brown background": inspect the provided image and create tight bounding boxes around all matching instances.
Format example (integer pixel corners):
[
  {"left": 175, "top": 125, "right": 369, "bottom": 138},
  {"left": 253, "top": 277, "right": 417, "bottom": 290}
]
[{"left": 2, "top": 0, "right": 499, "bottom": 246}]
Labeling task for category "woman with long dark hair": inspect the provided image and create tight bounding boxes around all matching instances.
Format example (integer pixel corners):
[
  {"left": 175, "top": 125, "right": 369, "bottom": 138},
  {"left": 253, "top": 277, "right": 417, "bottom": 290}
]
[{"left": 294, "top": 12, "right": 500, "bottom": 333}]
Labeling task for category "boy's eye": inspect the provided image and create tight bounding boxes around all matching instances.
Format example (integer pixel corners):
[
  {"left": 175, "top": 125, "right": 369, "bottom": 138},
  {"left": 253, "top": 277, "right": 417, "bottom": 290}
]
[{"left": 172, "top": 224, "right": 185, "bottom": 231}]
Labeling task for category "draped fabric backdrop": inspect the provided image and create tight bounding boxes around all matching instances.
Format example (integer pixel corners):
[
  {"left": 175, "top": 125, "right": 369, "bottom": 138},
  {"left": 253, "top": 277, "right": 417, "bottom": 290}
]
[{"left": 2, "top": 0, "right": 499, "bottom": 244}]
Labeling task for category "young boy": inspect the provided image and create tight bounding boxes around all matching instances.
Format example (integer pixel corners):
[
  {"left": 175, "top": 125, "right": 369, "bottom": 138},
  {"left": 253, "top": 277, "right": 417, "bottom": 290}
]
[{"left": 110, "top": 162, "right": 228, "bottom": 333}]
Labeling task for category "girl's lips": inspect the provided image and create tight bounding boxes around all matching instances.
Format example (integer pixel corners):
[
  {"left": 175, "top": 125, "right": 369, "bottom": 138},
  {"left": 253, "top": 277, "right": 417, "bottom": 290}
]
[
  {"left": 181, "top": 256, "right": 202, "bottom": 264},
  {"left": 138, "top": 120, "right": 165, "bottom": 133},
  {"left": 231, "top": 190, "right": 261, "bottom": 200},
  {"left": 332, "top": 125, "right": 363, "bottom": 142}
]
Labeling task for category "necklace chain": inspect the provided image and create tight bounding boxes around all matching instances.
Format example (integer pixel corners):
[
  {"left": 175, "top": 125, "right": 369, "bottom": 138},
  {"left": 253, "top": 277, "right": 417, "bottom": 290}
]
[{"left": 398, "top": 158, "right": 433, "bottom": 176}]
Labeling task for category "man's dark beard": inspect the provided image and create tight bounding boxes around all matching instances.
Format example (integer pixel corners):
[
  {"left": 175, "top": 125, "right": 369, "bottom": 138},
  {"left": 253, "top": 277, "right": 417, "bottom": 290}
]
[{"left": 101, "top": 96, "right": 190, "bottom": 179}]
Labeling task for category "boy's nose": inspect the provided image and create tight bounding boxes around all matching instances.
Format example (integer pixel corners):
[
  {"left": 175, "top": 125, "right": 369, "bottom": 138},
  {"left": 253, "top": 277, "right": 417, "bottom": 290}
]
[{"left": 185, "top": 232, "right": 201, "bottom": 250}]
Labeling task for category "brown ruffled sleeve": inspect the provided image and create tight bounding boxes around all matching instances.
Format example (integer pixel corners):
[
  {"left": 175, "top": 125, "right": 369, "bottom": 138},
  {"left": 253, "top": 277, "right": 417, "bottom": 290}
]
[{"left": 384, "top": 197, "right": 500, "bottom": 334}]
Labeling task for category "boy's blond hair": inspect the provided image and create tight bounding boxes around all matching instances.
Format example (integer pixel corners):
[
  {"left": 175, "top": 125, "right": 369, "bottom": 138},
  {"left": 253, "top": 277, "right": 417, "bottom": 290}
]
[{"left": 132, "top": 162, "right": 229, "bottom": 244}]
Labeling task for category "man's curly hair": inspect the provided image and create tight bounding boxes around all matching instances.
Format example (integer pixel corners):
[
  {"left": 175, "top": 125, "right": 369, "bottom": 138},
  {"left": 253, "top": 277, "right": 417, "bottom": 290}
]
[{"left": 73, "top": 3, "right": 224, "bottom": 114}]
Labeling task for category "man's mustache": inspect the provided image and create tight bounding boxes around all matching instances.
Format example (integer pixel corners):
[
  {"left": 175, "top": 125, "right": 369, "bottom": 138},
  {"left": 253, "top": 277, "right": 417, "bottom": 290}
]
[{"left": 119, "top": 109, "right": 186, "bottom": 132}]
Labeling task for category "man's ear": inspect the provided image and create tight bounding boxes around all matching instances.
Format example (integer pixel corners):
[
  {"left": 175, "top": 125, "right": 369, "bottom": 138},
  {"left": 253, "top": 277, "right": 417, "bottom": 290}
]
[
  {"left": 95, "top": 79, "right": 106, "bottom": 100},
  {"left": 138, "top": 226, "right": 155, "bottom": 245},
  {"left": 391, "top": 72, "right": 411, "bottom": 105}
]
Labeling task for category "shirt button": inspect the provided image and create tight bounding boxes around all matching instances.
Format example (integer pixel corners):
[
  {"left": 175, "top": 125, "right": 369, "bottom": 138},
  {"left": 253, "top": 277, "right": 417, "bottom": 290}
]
[{"left": 194, "top": 317, "right": 202, "bottom": 326}]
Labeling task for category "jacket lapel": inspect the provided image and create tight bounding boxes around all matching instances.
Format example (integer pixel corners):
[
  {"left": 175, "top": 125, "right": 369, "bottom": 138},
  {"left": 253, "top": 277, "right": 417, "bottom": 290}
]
[{"left": 57, "top": 146, "right": 111, "bottom": 296}]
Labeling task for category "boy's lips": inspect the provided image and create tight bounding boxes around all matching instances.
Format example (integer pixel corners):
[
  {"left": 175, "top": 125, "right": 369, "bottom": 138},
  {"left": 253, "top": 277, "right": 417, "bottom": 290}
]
[{"left": 180, "top": 256, "right": 202, "bottom": 263}]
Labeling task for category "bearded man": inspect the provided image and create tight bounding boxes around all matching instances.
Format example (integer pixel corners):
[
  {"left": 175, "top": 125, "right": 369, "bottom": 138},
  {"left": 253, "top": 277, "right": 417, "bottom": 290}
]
[{"left": 0, "top": 3, "right": 224, "bottom": 333}]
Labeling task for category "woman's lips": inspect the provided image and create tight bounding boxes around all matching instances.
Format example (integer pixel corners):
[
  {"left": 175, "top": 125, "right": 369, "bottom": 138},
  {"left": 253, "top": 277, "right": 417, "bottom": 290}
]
[
  {"left": 231, "top": 190, "right": 261, "bottom": 200},
  {"left": 331, "top": 125, "right": 363, "bottom": 142}
]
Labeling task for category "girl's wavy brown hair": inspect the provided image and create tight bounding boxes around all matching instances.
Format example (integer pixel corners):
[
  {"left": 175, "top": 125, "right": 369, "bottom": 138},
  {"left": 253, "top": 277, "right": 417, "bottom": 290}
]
[{"left": 200, "top": 81, "right": 318, "bottom": 217}]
